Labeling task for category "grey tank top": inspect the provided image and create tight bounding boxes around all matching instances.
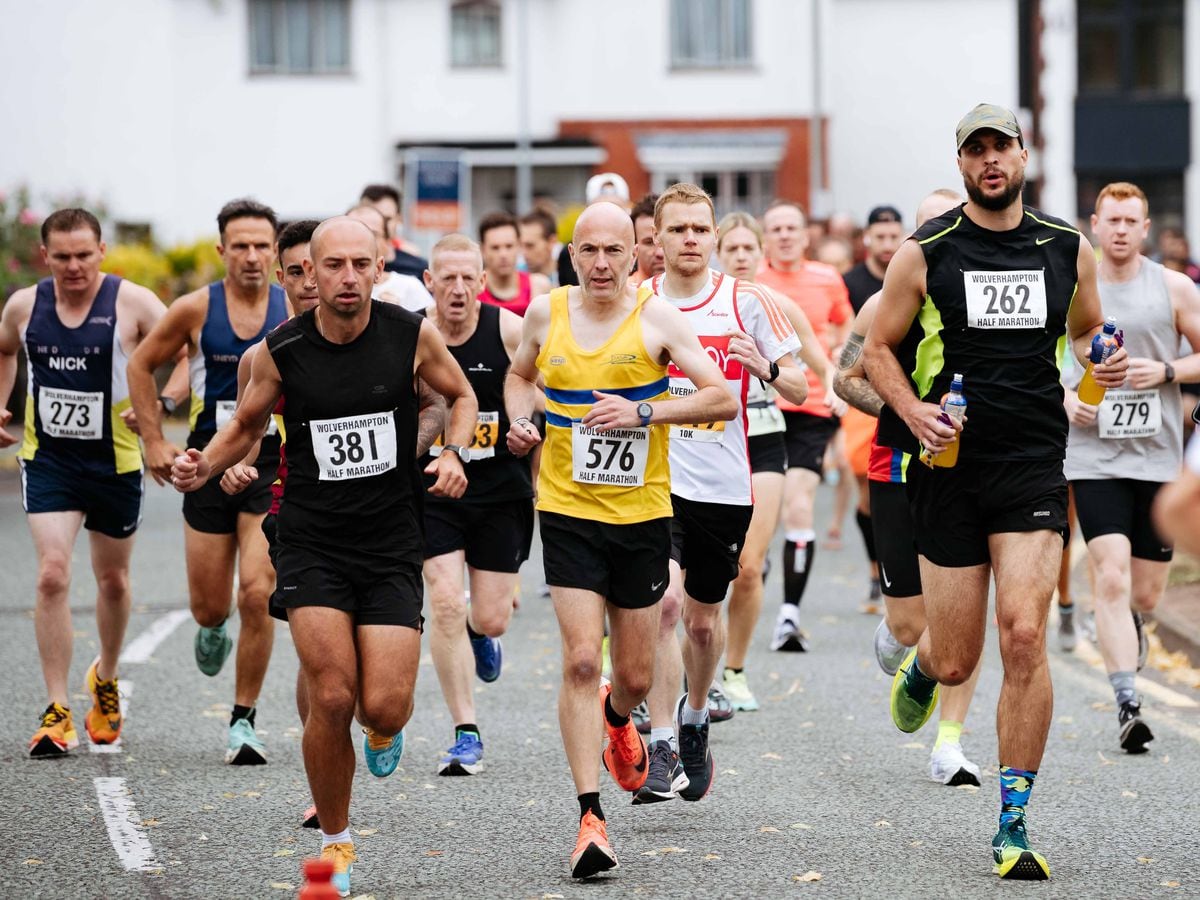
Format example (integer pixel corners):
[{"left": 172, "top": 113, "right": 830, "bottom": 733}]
[{"left": 1065, "top": 256, "right": 1182, "bottom": 482}]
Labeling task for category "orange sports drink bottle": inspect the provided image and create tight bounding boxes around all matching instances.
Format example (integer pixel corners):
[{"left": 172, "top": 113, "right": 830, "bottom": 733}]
[
  {"left": 1077, "top": 316, "right": 1118, "bottom": 406},
  {"left": 920, "top": 373, "right": 966, "bottom": 468}
]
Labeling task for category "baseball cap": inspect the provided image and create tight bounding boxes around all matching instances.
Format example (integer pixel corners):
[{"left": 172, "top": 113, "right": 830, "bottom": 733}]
[
  {"left": 586, "top": 172, "right": 630, "bottom": 204},
  {"left": 955, "top": 103, "right": 1023, "bottom": 150},
  {"left": 867, "top": 205, "right": 902, "bottom": 226}
]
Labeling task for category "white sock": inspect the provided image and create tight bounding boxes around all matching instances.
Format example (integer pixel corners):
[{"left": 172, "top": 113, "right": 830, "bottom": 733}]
[
  {"left": 784, "top": 528, "right": 816, "bottom": 544},
  {"left": 681, "top": 701, "right": 709, "bottom": 726},
  {"left": 649, "top": 726, "right": 675, "bottom": 749},
  {"left": 322, "top": 828, "right": 352, "bottom": 848}
]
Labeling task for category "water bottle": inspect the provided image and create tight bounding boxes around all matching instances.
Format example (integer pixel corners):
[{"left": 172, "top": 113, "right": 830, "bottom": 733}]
[
  {"left": 298, "top": 859, "right": 340, "bottom": 899},
  {"left": 1076, "top": 317, "right": 1118, "bottom": 406},
  {"left": 923, "top": 374, "right": 967, "bottom": 468}
]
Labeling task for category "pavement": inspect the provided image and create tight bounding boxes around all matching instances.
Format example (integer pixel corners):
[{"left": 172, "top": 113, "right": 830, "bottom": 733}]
[{"left": 1, "top": 464, "right": 1200, "bottom": 898}]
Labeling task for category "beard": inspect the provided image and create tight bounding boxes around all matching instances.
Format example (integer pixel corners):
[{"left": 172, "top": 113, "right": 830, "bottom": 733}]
[{"left": 965, "top": 169, "right": 1025, "bottom": 212}]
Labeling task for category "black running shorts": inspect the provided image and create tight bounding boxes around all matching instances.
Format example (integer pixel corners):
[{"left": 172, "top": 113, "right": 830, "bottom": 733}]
[
  {"left": 669, "top": 494, "right": 754, "bottom": 604},
  {"left": 749, "top": 431, "right": 787, "bottom": 475},
  {"left": 868, "top": 480, "right": 922, "bottom": 598},
  {"left": 423, "top": 496, "right": 534, "bottom": 572},
  {"left": 1071, "top": 478, "right": 1173, "bottom": 562},
  {"left": 183, "top": 462, "right": 277, "bottom": 534},
  {"left": 275, "top": 544, "right": 424, "bottom": 629},
  {"left": 540, "top": 511, "right": 670, "bottom": 609},
  {"left": 782, "top": 411, "right": 839, "bottom": 474}
]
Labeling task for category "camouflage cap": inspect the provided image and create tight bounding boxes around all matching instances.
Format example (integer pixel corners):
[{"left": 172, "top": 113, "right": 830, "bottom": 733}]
[{"left": 955, "top": 103, "right": 1023, "bottom": 150}]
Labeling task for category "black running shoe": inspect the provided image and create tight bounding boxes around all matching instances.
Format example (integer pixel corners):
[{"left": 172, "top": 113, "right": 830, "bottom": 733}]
[
  {"left": 674, "top": 695, "right": 714, "bottom": 801},
  {"left": 1118, "top": 701, "right": 1154, "bottom": 754},
  {"left": 632, "top": 740, "right": 689, "bottom": 804}
]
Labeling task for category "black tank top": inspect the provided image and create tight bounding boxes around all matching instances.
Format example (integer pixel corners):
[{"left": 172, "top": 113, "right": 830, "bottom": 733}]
[
  {"left": 268, "top": 301, "right": 423, "bottom": 562},
  {"left": 876, "top": 204, "right": 1078, "bottom": 462},
  {"left": 422, "top": 303, "right": 532, "bottom": 503}
]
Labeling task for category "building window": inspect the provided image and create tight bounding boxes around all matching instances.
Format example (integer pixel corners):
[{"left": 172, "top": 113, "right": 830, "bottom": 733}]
[
  {"left": 249, "top": 0, "right": 350, "bottom": 75},
  {"left": 670, "top": 0, "right": 753, "bottom": 69},
  {"left": 1078, "top": 0, "right": 1183, "bottom": 96},
  {"left": 451, "top": 0, "right": 502, "bottom": 68},
  {"left": 651, "top": 169, "right": 774, "bottom": 220}
]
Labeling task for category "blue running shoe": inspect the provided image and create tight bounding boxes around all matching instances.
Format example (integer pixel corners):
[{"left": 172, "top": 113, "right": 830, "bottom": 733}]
[
  {"left": 471, "top": 635, "right": 503, "bottom": 683},
  {"left": 195, "top": 623, "right": 232, "bottom": 677},
  {"left": 225, "top": 717, "right": 267, "bottom": 765},
  {"left": 437, "top": 730, "right": 484, "bottom": 776},
  {"left": 362, "top": 728, "right": 404, "bottom": 777}
]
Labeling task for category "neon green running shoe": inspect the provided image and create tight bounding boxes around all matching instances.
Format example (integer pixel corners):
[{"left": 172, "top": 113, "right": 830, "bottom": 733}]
[
  {"left": 889, "top": 648, "right": 938, "bottom": 733},
  {"left": 992, "top": 818, "right": 1050, "bottom": 880}
]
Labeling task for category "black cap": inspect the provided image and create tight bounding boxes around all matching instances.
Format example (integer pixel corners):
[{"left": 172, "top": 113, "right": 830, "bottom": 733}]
[{"left": 867, "top": 205, "right": 902, "bottom": 226}]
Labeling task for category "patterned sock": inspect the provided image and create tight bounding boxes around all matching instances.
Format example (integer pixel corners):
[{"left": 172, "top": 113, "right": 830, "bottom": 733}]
[
  {"left": 999, "top": 766, "right": 1037, "bottom": 828},
  {"left": 1109, "top": 670, "right": 1137, "bottom": 707}
]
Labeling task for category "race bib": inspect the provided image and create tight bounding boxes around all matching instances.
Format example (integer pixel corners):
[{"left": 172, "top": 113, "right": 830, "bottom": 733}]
[
  {"left": 668, "top": 383, "right": 725, "bottom": 443},
  {"left": 572, "top": 423, "right": 649, "bottom": 486},
  {"left": 746, "top": 402, "right": 785, "bottom": 437},
  {"left": 309, "top": 411, "right": 398, "bottom": 481},
  {"left": 1098, "top": 389, "right": 1162, "bottom": 439},
  {"left": 431, "top": 411, "right": 499, "bottom": 461},
  {"left": 963, "top": 270, "right": 1047, "bottom": 329},
  {"left": 216, "top": 400, "right": 278, "bottom": 436},
  {"left": 38, "top": 387, "right": 102, "bottom": 440}
]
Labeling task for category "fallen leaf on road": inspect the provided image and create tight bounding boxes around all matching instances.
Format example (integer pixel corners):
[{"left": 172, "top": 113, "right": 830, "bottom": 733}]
[
  {"left": 222, "top": 792, "right": 237, "bottom": 799},
  {"left": 141, "top": 819, "right": 162, "bottom": 827},
  {"left": 198, "top": 834, "right": 208, "bottom": 842},
  {"left": 1122, "top": 790, "right": 1138, "bottom": 799},
  {"left": 794, "top": 871, "right": 822, "bottom": 882},
  {"left": 659, "top": 847, "right": 687, "bottom": 854},
  {"left": 910, "top": 841, "right": 923, "bottom": 848},
  {"left": 761, "top": 752, "right": 783, "bottom": 760},
  {"left": 269, "top": 883, "right": 294, "bottom": 891},
  {"left": 759, "top": 827, "right": 779, "bottom": 833},
  {"left": 704, "top": 853, "right": 721, "bottom": 860},
  {"left": 1161, "top": 881, "right": 1181, "bottom": 888},
  {"left": 875, "top": 820, "right": 891, "bottom": 828},
  {"left": 1057, "top": 716, "right": 1074, "bottom": 724},
  {"left": 24, "top": 859, "right": 42, "bottom": 866},
  {"left": 1097, "top": 751, "right": 1115, "bottom": 766},
  {"left": 242, "top": 791, "right": 261, "bottom": 798},
  {"left": 641, "top": 850, "right": 658, "bottom": 857},
  {"left": 424, "top": 850, "right": 444, "bottom": 857},
  {"left": 200, "top": 804, "right": 216, "bottom": 811},
  {"left": 542, "top": 894, "right": 565, "bottom": 899},
  {"left": 787, "top": 679, "right": 803, "bottom": 695},
  {"left": 901, "top": 742, "right": 925, "bottom": 750},
  {"left": 525, "top": 800, "right": 536, "bottom": 807},
  {"left": 355, "top": 828, "right": 379, "bottom": 836},
  {"left": 800, "top": 721, "right": 814, "bottom": 728},
  {"left": 956, "top": 785, "right": 979, "bottom": 793},
  {"left": 273, "top": 850, "right": 294, "bottom": 857},
  {"left": 1137, "top": 857, "right": 1155, "bottom": 864},
  {"left": 790, "top": 823, "right": 812, "bottom": 830},
  {"left": 722, "top": 769, "right": 739, "bottom": 776}
]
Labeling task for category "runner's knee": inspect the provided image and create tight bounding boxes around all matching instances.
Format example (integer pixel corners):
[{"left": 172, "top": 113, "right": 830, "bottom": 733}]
[
  {"left": 36, "top": 558, "right": 72, "bottom": 600},
  {"left": 562, "top": 647, "right": 602, "bottom": 687},
  {"left": 93, "top": 567, "right": 129, "bottom": 603}
]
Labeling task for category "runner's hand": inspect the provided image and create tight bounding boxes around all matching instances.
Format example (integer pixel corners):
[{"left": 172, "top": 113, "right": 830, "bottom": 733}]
[
  {"left": 825, "top": 387, "right": 848, "bottom": 417},
  {"left": 1125, "top": 356, "right": 1167, "bottom": 390},
  {"left": 726, "top": 331, "right": 769, "bottom": 380},
  {"left": 171, "top": 448, "right": 210, "bottom": 493},
  {"left": 1063, "top": 389, "right": 1097, "bottom": 427},
  {"left": 583, "top": 391, "right": 639, "bottom": 432},
  {"left": 903, "top": 401, "right": 961, "bottom": 454},
  {"left": 507, "top": 417, "right": 541, "bottom": 457},
  {"left": 0, "top": 409, "right": 17, "bottom": 448},
  {"left": 425, "top": 453, "right": 467, "bottom": 498},
  {"left": 220, "top": 462, "right": 259, "bottom": 496},
  {"left": 144, "top": 437, "right": 183, "bottom": 486},
  {"left": 1092, "top": 345, "right": 1129, "bottom": 389},
  {"left": 119, "top": 406, "right": 142, "bottom": 436}
]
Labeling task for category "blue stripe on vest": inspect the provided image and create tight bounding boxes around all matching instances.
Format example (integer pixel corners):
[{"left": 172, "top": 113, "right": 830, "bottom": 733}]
[{"left": 544, "top": 376, "right": 668, "bottom": 406}]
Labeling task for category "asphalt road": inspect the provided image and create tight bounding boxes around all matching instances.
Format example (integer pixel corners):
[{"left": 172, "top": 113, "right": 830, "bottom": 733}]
[{"left": 1, "top": 471, "right": 1199, "bottom": 899}]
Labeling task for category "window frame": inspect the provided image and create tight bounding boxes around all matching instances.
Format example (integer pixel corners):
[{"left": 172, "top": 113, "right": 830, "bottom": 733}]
[
  {"left": 248, "top": 0, "right": 353, "bottom": 77},
  {"left": 450, "top": 0, "right": 504, "bottom": 69},
  {"left": 1076, "top": 0, "right": 1183, "bottom": 98},
  {"left": 669, "top": 0, "right": 754, "bottom": 71}
]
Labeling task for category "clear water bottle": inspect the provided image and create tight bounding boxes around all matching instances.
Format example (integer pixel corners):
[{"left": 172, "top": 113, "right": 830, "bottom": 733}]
[
  {"left": 927, "top": 373, "right": 967, "bottom": 468},
  {"left": 1077, "top": 317, "right": 1118, "bottom": 406}
]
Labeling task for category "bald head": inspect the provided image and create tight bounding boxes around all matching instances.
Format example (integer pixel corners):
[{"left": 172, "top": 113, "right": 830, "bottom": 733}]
[
  {"left": 305, "top": 216, "right": 382, "bottom": 320},
  {"left": 570, "top": 201, "right": 635, "bottom": 302},
  {"left": 916, "top": 190, "right": 963, "bottom": 227},
  {"left": 311, "top": 216, "right": 378, "bottom": 260},
  {"left": 573, "top": 201, "right": 635, "bottom": 246}
]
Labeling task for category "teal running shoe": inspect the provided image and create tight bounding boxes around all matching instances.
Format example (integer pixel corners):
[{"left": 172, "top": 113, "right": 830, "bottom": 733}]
[
  {"left": 363, "top": 728, "right": 404, "bottom": 777},
  {"left": 889, "top": 648, "right": 939, "bottom": 733},
  {"left": 992, "top": 818, "right": 1050, "bottom": 880},
  {"left": 195, "top": 623, "right": 232, "bottom": 677},
  {"left": 225, "top": 717, "right": 267, "bottom": 765}
]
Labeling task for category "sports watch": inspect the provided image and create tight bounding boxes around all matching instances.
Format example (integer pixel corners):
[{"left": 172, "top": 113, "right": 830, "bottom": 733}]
[
  {"left": 158, "top": 395, "right": 177, "bottom": 415},
  {"left": 636, "top": 402, "right": 653, "bottom": 426},
  {"left": 442, "top": 444, "right": 470, "bottom": 464},
  {"left": 765, "top": 360, "right": 781, "bottom": 383}
]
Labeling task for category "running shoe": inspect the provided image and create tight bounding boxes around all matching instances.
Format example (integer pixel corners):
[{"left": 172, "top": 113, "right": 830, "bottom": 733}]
[
  {"left": 631, "top": 700, "right": 651, "bottom": 735},
  {"left": 437, "top": 730, "right": 484, "bottom": 775},
  {"left": 769, "top": 604, "right": 807, "bottom": 652},
  {"left": 28, "top": 702, "right": 78, "bottom": 758},
  {"left": 722, "top": 669, "right": 759, "bottom": 712},
  {"left": 706, "top": 682, "right": 735, "bottom": 723},
  {"left": 1118, "top": 701, "right": 1154, "bottom": 754},
  {"left": 929, "top": 741, "right": 981, "bottom": 786},
  {"left": 84, "top": 658, "right": 122, "bottom": 744},
  {"left": 225, "top": 716, "right": 267, "bottom": 765},
  {"left": 675, "top": 695, "right": 714, "bottom": 801},
  {"left": 320, "top": 841, "right": 357, "bottom": 897},
  {"left": 362, "top": 727, "right": 404, "bottom": 777},
  {"left": 632, "top": 740, "right": 690, "bottom": 804},
  {"left": 599, "top": 683, "right": 648, "bottom": 791},
  {"left": 873, "top": 618, "right": 908, "bottom": 676},
  {"left": 1133, "top": 611, "right": 1148, "bottom": 671},
  {"left": 890, "top": 648, "right": 939, "bottom": 734},
  {"left": 991, "top": 817, "right": 1050, "bottom": 880},
  {"left": 194, "top": 622, "right": 233, "bottom": 677},
  {"left": 470, "top": 634, "right": 503, "bottom": 683},
  {"left": 1057, "top": 608, "right": 1077, "bottom": 653},
  {"left": 301, "top": 804, "right": 320, "bottom": 829},
  {"left": 571, "top": 811, "right": 617, "bottom": 879}
]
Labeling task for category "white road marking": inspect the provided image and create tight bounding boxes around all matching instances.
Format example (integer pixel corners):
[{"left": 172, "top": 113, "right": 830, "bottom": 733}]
[
  {"left": 120, "top": 610, "right": 191, "bottom": 664},
  {"left": 89, "top": 680, "right": 132, "bottom": 754},
  {"left": 92, "top": 777, "right": 159, "bottom": 872}
]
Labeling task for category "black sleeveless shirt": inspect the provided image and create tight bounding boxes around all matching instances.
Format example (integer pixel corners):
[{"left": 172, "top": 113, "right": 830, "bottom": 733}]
[
  {"left": 876, "top": 204, "right": 1079, "bottom": 462},
  {"left": 268, "top": 301, "right": 423, "bottom": 561},
  {"left": 421, "top": 303, "right": 532, "bottom": 503}
]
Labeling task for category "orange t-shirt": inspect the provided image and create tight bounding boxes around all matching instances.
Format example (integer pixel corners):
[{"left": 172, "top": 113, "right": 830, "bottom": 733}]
[{"left": 756, "top": 259, "right": 852, "bottom": 416}]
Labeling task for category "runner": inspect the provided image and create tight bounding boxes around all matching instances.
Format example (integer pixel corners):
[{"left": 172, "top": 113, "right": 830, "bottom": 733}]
[
  {"left": 1154, "top": 430, "right": 1200, "bottom": 554},
  {"left": 631, "top": 193, "right": 665, "bottom": 285},
  {"left": 714, "top": 211, "right": 841, "bottom": 711},
  {"left": 0, "top": 208, "right": 186, "bottom": 757},
  {"left": 519, "top": 208, "right": 560, "bottom": 286},
  {"left": 834, "top": 188, "right": 985, "bottom": 787},
  {"left": 359, "top": 183, "right": 428, "bottom": 279},
  {"left": 503, "top": 200, "right": 736, "bottom": 879},
  {"left": 843, "top": 206, "right": 904, "bottom": 312},
  {"left": 478, "top": 211, "right": 551, "bottom": 316},
  {"left": 757, "top": 200, "right": 850, "bottom": 651},
  {"left": 1064, "top": 181, "right": 1200, "bottom": 753},
  {"left": 421, "top": 233, "right": 532, "bottom": 776},
  {"left": 864, "top": 104, "right": 1129, "bottom": 879},
  {"left": 172, "top": 215, "right": 477, "bottom": 896},
  {"left": 346, "top": 205, "right": 432, "bottom": 312},
  {"left": 128, "top": 198, "right": 288, "bottom": 765}
]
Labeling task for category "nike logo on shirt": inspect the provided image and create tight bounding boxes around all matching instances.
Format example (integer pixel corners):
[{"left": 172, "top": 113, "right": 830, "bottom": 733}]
[{"left": 1035, "top": 237, "right": 1055, "bottom": 246}]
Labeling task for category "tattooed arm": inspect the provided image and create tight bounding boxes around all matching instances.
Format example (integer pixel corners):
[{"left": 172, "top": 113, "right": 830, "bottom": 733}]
[
  {"left": 832, "top": 293, "right": 885, "bottom": 417},
  {"left": 416, "top": 376, "right": 449, "bottom": 457}
]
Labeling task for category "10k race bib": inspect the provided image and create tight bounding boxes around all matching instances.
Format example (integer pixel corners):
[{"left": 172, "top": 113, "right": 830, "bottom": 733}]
[
  {"left": 38, "top": 387, "right": 103, "bottom": 440},
  {"left": 1098, "top": 389, "right": 1162, "bottom": 439},
  {"left": 216, "top": 400, "right": 278, "bottom": 436},
  {"left": 669, "top": 384, "right": 725, "bottom": 443},
  {"left": 310, "top": 411, "right": 398, "bottom": 481},
  {"left": 963, "top": 270, "right": 1047, "bottom": 329},
  {"left": 572, "top": 423, "right": 649, "bottom": 486}
]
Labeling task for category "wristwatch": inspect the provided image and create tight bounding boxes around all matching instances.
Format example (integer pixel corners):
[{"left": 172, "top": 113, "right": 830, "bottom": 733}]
[
  {"left": 1164, "top": 362, "right": 1176, "bottom": 384},
  {"left": 158, "top": 395, "right": 177, "bottom": 415},
  {"left": 442, "top": 443, "right": 470, "bottom": 464},
  {"left": 636, "top": 402, "right": 653, "bottom": 426},
  {"left": 765, "top": 360, "right": 781, "bottom": 383}
]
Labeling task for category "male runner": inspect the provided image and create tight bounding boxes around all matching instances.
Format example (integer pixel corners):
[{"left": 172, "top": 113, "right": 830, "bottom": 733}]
[
  {"left": 757, "top": 200, "right": 850, "bottom": 650},
  {"left": 1064, "top": 181, "right": 1200, "bottom": 753},
  {"left": 422, "top": 233, "right": 531, "bottom": 776},
  {"left": 843, "top": 206, "right": 904, "bottom": 312},
  {"left": 346, "top": 205, "right": 432, "bottom": 312},
  {"left": 128, "top": 198, "right": 288, "bottom": 764},
  {"left": 479, "top": 211, "right": 551, "bottom": 316},
  {"left": 504, "top": 201, "right": 736, "bottom": 879},
  {"left": 835, "top": 188, "right": 984, "bottom": 787},
  {"left": 864, "top": 103, "right": 1128, "bottom": 879},
  {"left": 519, "top": 209, "right": 560, "bottom": 285},
  {"left": 359, "top": 183, "right": 427, "bottom": 279},
  {"left": 0, "top": 208, "right": 186, "bottom": 757},
  {"left": 172, "top": 216, "right": 477, "bottom": 896},
  {"left": 637, "top": 184, "right": 806, "bottom": 804},
  {"left": 1155, "top": 431, "right": 1200, "bottom": 554},
  {"left": 630, "top": 193, "right": 665, "bottom": 285}
]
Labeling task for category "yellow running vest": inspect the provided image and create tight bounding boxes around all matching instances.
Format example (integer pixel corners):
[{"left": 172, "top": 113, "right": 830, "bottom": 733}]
[{"left": 535, "top": 286, "right": 671, "bottom": 524}]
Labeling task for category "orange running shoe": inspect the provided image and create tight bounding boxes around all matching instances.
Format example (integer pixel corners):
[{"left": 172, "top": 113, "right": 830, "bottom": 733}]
[
  {"left": 84, "top": 658, "right": 122, "bottom": 744},
  {"left": 29, "top": 702, "right": 79, "bottom": 758},
  {"left": 319, "top": 841, "right": 357, "bottom": 897},
  {"left": 571, "top": 811, "right": 617, "bottom": 879},
  {"left": 599, "top": 682, "right": 648, "bottom": 791}
]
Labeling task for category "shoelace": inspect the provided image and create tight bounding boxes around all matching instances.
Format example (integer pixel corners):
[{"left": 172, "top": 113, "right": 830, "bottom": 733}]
[
  {"left": 41, "top": 704, "right": 68, "bottom": 727},
  {"left": 95, "top": 679, "right": 121, "bottom": 717},
  {"left": 323, "top": 842, "right": 356, "bottom": 870},
  {"left": 647, "top": 743, "right": 674, "bottom": 781},
  {"left": 447, "top": 733, "right": 479, "bottom": 757}
]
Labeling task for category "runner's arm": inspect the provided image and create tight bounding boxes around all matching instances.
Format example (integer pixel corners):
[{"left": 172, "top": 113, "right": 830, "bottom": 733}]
[
  {"left": 219, "top": 344, "right": 266, "bottom": 494},
  {"left": 0, "top": 290, "right": 34, "bottom": 447},
  {"left": 416, "top": 319, "right": 477, "bottom": 498},
  {"left": 1164, "top": 269, "right": 1200, "bottom": 383},
  {"left": 834, "top": 293, "right": 884, "bottom": 417},
  {"left": 504, "top": 295, "right": 549, "bottom": 456},
  {"left": 1067, "top": 236, "right": 1128, "bottom": 386},
  {"left": 1153, "top": 437, "right": 1200, "bottom": 555},
  {"left": 415, "top": 377, "right": 447, "bottom": 457},
  {"left": 728, "top": 285, "right": 807, "bottom": 407}
]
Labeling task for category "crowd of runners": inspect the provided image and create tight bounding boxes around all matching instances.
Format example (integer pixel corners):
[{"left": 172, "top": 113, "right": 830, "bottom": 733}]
[{"left": 4, "top": 103, "right": 1200, "bottom": 893}]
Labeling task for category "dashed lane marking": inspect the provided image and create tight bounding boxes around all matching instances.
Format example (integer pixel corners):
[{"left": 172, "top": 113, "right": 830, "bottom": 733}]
[
  {"left": 93, "top": 777, "right": 160, "bottom": 872},
  {"left": 120, "top": 609, "right": 190, "bottom": 664}
]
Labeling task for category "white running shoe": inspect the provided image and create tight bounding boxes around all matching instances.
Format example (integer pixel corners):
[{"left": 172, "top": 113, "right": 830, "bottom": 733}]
[
  {"left": 873, "top": 618, "right": 908, "bottom": 676},
  {"left": 929, "top": 740, "right": 981, "bottom": 786},
  {"left": 769, "top": 605, "right": 807, "bottom": 652}
]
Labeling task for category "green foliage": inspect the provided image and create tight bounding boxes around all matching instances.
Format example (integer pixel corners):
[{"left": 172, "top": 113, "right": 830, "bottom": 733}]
[{"left": 0, "top": 186, "right": 47, "bottom": 299}]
